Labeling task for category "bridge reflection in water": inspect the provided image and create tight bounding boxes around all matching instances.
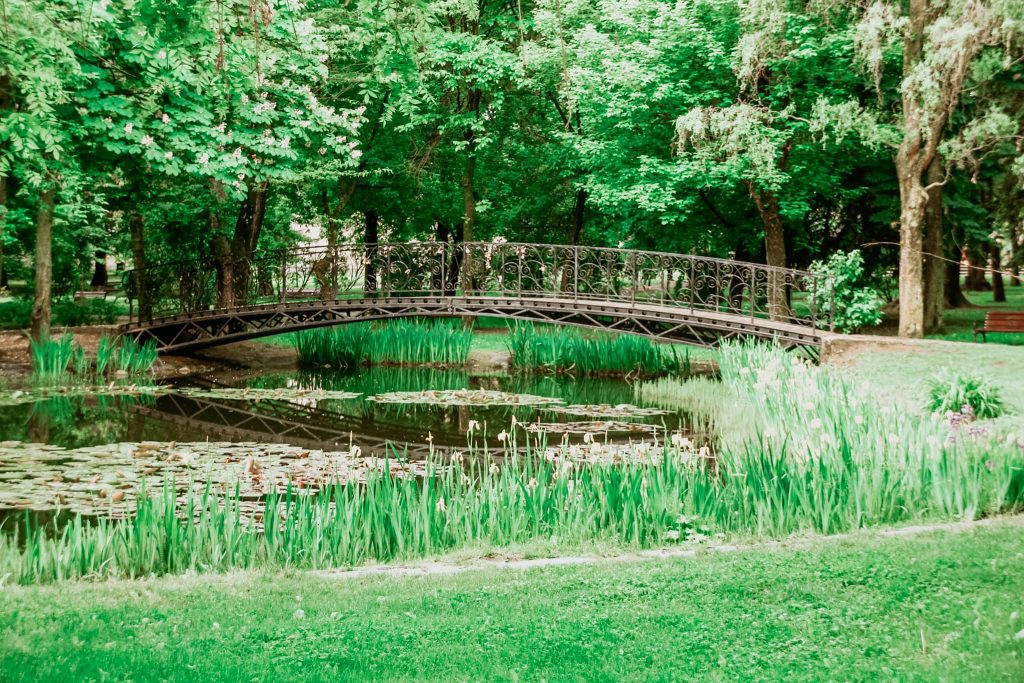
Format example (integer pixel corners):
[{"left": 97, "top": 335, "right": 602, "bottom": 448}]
[
  {"left": 121, "top": 241, "right": 832, "bottom": 353},
  {"left": 131, "top": 373, "right": 696, "bottom": 458}
]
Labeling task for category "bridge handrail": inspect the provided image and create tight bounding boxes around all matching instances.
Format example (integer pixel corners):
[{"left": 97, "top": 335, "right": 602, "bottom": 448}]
[{"left": 122, "top": 241, "right": 835, "bottom": 331}]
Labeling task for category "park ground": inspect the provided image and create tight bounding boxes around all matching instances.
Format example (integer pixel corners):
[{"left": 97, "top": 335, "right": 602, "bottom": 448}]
[{"left": 2, "top": 518, "right": 1023, "bottom": 681}]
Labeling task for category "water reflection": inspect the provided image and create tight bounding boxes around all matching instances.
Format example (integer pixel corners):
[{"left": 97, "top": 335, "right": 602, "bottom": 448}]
[{"left": 0, "top": 366, "right": 696, "bottom": 455}]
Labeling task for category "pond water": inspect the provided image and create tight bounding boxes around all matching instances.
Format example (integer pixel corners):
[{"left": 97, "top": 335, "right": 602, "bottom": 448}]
[{"left": 0, "top": 367, "right": 702, "bottom": 524}]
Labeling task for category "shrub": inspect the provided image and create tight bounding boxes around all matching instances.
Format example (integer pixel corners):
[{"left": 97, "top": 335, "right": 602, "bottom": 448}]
[
  {"left": 0, "top": 299, "right": 120, "bottom": 330},
  {"left": 53, "top": 299, "right": 120, "bottom": 326},
  {"left": 0, "top": 300, "right": 32, "bottom": 330},
  {"left": 809, "top": 250, "right": 883, "bottom": 333},
  {"left": 927, "top": 372, "right": 1005, "bottom": 419}
]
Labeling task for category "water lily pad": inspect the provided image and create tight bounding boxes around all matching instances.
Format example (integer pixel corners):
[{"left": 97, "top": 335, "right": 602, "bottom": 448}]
[
  {"left": 543, "top": 403, "right": 669, "bottom": 419},
  {"left": 367, "top": 389, "right": 563, "bottom": 407}
]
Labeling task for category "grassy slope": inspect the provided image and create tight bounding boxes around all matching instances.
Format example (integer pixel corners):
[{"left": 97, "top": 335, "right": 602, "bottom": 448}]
[{"left": 2, "top": 521, "right": 1023, "bottom": 682}]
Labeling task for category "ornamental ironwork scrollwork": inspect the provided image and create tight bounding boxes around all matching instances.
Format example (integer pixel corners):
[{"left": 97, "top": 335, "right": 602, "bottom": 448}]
[{"left": 122, "top": 241, "right": 834, "bottom": 332}]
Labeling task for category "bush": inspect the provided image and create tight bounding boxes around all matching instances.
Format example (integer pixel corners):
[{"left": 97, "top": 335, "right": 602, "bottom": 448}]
[
  {"left": 0, "top": 298, "right": 120, "bottom": 330},
  {"left": 52, "top": 299, "right": 120, "bottom": 326},
  {"left": 809, "top": 250, "right": 883, "bottom": 333},
  {"left": 927, "top": 372, "right": 1005, "bottom": 419},
  {"left": 0, "top": 299, "right": 32, "bottom": 329}
]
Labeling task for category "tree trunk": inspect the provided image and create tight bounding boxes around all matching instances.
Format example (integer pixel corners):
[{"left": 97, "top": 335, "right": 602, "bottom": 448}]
[
  {"left": 364, "top": 210, "right": 379, "bottom": 296},
  {"left": 568, "top": 188, "right": 586, "bottom": 245},
  {"left": 211, "top": 235, "right": 233, "bottom": 309},
  {"left": 990, "top": 243, "right": 1006, "bottom": 303},
  {"left": 944, "top": 247, "right": 971, "bottom": 308},
  {"left": 90, "top": 250, "right": 108, "bottom": 288},
  {"left": 561, "top": 188, "right": 586, "bottom": 292},
  {"left": 964, "top": 246, "right": 990, "bottom": 290},
  {"left": 30, "top": 188, "right": 56, "bottom": 342},
  {"left": 751, "top": 187, "right": 789, "bottom": 321},
  {"left": 1008, "top": 227, "right": 1021, "bottom": 287},
  {"left": 231, "top": 181, "right": 269, "bottom": 306},
  {"left": 128, "top": 211, "right": 151, "bottom": 321},
  {"left": 459, "top": 127, "right": 477, "bottom": 305},
  {"left": 895, "top": 179, "right": 927, "bottom": 337},
  {"left": 0, "top": 175, "right": 6, "bottom": 290},
  {"left": 922, "top": 159, "right": 945, "bottom": 333}
]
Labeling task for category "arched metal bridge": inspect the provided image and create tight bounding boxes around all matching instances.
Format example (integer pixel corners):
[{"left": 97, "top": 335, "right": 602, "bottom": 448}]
[{"left": 120, "top": 242, "right": 833, "bottom": 353}]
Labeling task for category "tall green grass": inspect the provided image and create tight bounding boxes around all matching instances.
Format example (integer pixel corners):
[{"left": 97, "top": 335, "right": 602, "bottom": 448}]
[
  {"left": 4, "top": 342, "right": 1024, "bottom": 584},
  {"left": 507, "top": 323, "right": 678, "bottom": 376},
  {"left": 294, "top": 320, "right": 472, "bottom": 369},
  {"left": 29, "top": 333, "right": 78, "bottom": 383},
  {"left": 30, "top": 334, "right": 156, "bottom": 384},
  {"left": 367, "top": 319, "right": 472, "bottom": 365},
  {"left": 294, "top": 325, "right": 372, "bottom": 370}
]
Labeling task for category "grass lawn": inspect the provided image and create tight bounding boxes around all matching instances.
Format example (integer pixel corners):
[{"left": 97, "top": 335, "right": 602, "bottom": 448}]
[
  {"left": 2, "top": 520, "right": 1023, "bottom": 681},
  {"left": 835, "top": 336, "right": 1024, "bottom": 433},
  {"left": 927, "top": 284, "right": 1024, "bottom": 345}
]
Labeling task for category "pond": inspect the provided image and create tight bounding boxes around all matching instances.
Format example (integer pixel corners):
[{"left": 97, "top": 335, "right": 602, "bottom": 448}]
[{"left": 0, "top": 366, "right": 704, "bottom": 525}]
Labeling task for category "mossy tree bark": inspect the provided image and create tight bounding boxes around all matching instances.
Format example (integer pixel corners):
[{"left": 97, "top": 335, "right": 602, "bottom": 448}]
[{"left": 30, "top": 187, "right": 56, "bottom": 342}]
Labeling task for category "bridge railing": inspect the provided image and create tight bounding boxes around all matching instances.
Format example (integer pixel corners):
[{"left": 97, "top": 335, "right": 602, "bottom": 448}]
[{"left": 124, "top": 242, "right": 834, "bottom": 331}]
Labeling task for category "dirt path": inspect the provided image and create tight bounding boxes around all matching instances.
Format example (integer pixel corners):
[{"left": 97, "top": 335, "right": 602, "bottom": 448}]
[{"left": 310, "top": 514, "right": 1024, "bottom": 581}]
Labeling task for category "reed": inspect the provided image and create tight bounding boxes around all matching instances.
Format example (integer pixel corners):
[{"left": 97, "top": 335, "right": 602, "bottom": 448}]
[
  {"left": 31, "top": 334, "right": 155, "bottom": 385},
  {"left": 29, "top": 333, "right": 77, "bottom": 383},
  {"left": 294, "top": 324, "right": 372, "bottom": 369},
  {"left": 507, "top": 323, "right": 678, "bottom": 376},
  {"left": 110, "top": 336, "right": 158, "bottom": 375},
  {"left": 367, "top": 319, "right": 472, "bottom": 366},
  {"left": 294, "top": 320, "right": 471, "bottom": 368}
]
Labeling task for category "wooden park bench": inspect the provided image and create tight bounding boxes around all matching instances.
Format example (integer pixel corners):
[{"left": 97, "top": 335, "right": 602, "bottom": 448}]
[
  {"left": 74, "top": 290, "right": 107, "bottom": 301},
  {"left": 974, "top": 311, "right": 1024, "bottom": 342},
  {"left": 284, "top": 289, "right": 321, "bottom": 300}
]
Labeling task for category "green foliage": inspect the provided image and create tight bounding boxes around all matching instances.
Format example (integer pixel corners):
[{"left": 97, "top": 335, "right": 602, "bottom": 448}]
[
  {"left": 0, "top": 300, "right": 33, "bottom": 330},
  {"left": 809, "top": 250, "right": 884, "bottom": 333},
  {"left": 52, "top": 299, "right": 120, "bottom": 326},
  {"left": 110, "top": 337, "right": 158, "bottom": 376},
  {"left": 507, "top": 324, "right": 678, "bottom": 376},
  {"left": 0, "top": 299, "right": 121, "bottom": 330},
  {"left": 927, "top": 372, "right": 1005, "bottom": 419}
]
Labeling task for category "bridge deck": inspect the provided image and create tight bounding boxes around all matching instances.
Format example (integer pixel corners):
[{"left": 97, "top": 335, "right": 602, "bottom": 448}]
[{"left": 123, "top": 295, "right": 825, "bottom": 353}]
